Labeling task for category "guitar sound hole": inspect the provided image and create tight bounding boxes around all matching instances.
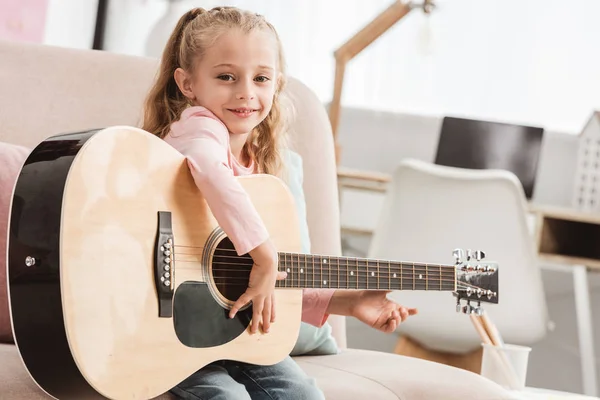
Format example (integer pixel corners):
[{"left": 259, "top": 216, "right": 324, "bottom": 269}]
[{"left": 212, "top": 237, "right": 252, "bottom": 303}]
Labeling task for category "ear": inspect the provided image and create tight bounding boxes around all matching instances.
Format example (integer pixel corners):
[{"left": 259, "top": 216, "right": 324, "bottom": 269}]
[{"left": 173, "top": 68, "right": 196, "bottom": 100}]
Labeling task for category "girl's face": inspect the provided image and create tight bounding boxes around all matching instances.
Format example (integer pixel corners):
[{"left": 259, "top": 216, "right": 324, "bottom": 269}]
[{"left": 177, "top": 28, "right": 279, "bottom": 135}]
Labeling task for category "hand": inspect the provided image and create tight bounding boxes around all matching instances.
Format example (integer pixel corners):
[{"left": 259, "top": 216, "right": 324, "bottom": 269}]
[
  {"left": 228, "top": 239, "right": 286, "bottom": 334},
  {"left": 350, "top": 291, "right": 417, "bottom": 333}
]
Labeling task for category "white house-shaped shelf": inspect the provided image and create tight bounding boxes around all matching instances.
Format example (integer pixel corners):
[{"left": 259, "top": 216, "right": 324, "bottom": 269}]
[{"left": 573, "top": 111, "right": 600, "bottom": 211}]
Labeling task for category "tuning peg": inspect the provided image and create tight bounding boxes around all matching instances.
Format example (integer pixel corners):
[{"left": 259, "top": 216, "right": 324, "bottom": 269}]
[
  {"left": 455, "top": 296, "right": 462, "bottom": 313},
  {"left": 453, "top": 248, "right": 465, "bottom": 264},
  {"left": 466, "top": 249, "right": 472, "bottom": 261},
  {"left": 462, "top": 299, "right": 473, "bottom": 314},
  {"left": 473, "top": 301, "right": 484, "bottom": 315},
  {"left": 475, "top": 250, "right": 485, "bottom": 261}
]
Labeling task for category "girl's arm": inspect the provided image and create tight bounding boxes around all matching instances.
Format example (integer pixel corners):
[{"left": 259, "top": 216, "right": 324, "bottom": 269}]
[
  {"left": 167, "top": 110, "right": 281, "bottom": 334},
  {"left": 169, "top": 113, "right": 269, "bottom": 256}
]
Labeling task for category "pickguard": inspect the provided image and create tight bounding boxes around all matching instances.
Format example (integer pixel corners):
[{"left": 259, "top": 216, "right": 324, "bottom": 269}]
[{"left": 173, "top": 282, "right": 252, "bottom": 348}]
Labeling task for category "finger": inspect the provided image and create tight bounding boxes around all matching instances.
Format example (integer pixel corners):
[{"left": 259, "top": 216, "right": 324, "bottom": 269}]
[
  {"left": 399, "top": 307, "right": 409, "bottom": 321},
  {"left": 270, "top": 293, "right": 277, "bottom": 323},
  {"left": 251, "top": 298, "right": 264, "bottom": 334},
  {"left": 408, "top": 308, "right": 418, "bottom": 315},
  {"left": 262, "top": 296, "right": 272, "bottom": 333},
  {"left": 229, "top": 293, "right": 251, "bottom": 319},
  {"left": 383, "top": 318, "right": 397, "bottom": 333},
  {"left": 276, "top": 271, "right": 287, "bottom": 280}
]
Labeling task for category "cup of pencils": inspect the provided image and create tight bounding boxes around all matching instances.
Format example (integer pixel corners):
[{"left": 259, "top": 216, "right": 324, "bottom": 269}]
[{"left": 471, "top": 312, "right": 532, "bottom": 391}]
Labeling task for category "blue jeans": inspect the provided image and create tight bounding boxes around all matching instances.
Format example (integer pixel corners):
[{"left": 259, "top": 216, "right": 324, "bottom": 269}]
[{"left": 170, "top": 356, "right": 325, "bottom": 400}]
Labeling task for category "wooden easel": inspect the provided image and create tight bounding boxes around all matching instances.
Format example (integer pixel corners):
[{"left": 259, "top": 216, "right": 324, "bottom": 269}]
[{"left": 328, "top": 0, "right": 435, "bottom": 164}]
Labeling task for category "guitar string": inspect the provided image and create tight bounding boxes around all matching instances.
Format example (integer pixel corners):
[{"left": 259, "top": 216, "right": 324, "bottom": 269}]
[
  {"left": 170, "top": 267, "right": 486, "bottom": 291},
  {"left": 165, "top": 279, "right": 482, "bottom": 294},
  {"left": 184, "top": 277, "right": 481, "bottom": 291},
  {"left": 174, "top": 257, "right": 489, "bottom": 280},
  {"left": 167, "top": 246, "right": 494, "bottom": 291},
  {"left": 172, "top": 260, "right": 485, "bottom": 287},
  {"left": 172, "top": 244, "right": 468, "bottom": 270}
]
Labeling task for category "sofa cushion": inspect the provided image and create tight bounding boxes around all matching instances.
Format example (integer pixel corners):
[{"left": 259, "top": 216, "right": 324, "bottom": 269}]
[
  {"left": 0, "top": 142, "right": 30, "bottom": 343},
  {"left": 295, "top": 349, "right": 516, "bottom": 400}
]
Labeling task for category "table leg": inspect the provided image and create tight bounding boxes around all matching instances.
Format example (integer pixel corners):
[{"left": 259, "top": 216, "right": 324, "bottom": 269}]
[{"left": 573, "top": 264, "right": 598, "bottom": 397}]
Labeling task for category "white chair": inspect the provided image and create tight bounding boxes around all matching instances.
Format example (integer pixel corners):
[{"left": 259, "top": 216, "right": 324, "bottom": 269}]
[{"left": 368, "top": 158, "right": 549, "bottom": 355}]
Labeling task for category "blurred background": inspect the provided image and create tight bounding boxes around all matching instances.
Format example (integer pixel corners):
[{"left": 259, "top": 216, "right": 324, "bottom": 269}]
[{"left": 2, "top": 0, "right": 600, "bottom": 396}]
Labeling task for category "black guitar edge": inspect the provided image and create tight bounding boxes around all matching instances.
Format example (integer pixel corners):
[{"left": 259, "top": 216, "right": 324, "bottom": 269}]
[{"left": 7, "top": 130, "right": 105, "bottom": 399}]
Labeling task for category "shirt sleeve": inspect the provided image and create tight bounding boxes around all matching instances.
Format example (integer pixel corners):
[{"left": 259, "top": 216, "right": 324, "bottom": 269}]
[
  {"left": 172, "top": 115, "right": 269, "bottom": 256},
  {"left": 301, "top": 289, "right": 335, "bottom": 327}
]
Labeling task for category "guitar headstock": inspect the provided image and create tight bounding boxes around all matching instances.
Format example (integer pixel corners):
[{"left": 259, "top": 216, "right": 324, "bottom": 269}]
[{"left": 452, "top": 248, "right": 499, "bottom": 315}]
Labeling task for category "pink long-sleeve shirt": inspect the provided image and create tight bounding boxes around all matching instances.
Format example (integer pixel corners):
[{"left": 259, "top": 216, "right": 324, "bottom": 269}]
[{"left": 165, "top": 106, "right": 333, "bottom": 327}]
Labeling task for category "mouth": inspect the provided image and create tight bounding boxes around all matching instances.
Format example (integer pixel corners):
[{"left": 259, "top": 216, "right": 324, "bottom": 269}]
[{"left": 227, "top": 108, "right": 259, "bottom": 118}]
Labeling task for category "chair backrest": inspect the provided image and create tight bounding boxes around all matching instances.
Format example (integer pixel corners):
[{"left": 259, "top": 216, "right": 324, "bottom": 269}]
[
  {"left": 0, "top": 40, "right": 345, "bottom": 347},
  {"left": 368, "top": 159, "right": 548, "bottom": 353}
]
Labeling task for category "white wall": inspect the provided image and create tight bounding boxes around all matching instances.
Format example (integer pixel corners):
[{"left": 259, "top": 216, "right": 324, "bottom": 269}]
[
  {"left": 241, "top": 0, "right": 600, "bottom": 134},
  {"left": 43, "top": 0, "right": 99, "bottom": 49}
]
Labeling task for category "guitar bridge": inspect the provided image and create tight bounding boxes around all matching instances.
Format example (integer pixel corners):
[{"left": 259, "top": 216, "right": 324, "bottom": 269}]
[{"left": 155, "top": 211, "right": 174, "bottom": 317}]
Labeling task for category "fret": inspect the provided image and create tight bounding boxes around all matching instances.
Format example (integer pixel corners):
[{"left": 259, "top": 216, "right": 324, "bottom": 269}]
[
  {"left": 305, "top": 254, "right": 309, "bottom": 289},
  {"left": 276, "top": 252, "right": 456, "bottom": 291},
  {"left": 325, "top": 258, "right": 331, "bottom": 287},
  {"left": 291, "top": 252, "right": 295, "bottom": 288},
  {"left": 300, "top": 254, "right": 304, "bottom": 289},
  {"left": 285, "top": 253, "right": 289, "bottom": 288},
  {"left": 312, "top": 254, "right": 315, "bottom": 289},
  {"left": 337, "top": 257, "right": 340, "bottom": 291},
  {"left": 377, "top": 259, "right": 380, "bottom": 290},
  {"left": 286, "top": 253, "right": 290, "bottom": 288},
  {"left": 346, "top": 257, "right": 349, "bottom": 289},
  {"left": 391, "top": 262, "right": 398, "bottom": 290},
  {"left": 319, "top": 255, "right": 324, "bottom": 288},
  {"left": 300, "top": 254, "right": 309, "bottom": 288},
  {"left": 400, "top": 263, "right": 404, "bottom": 290},
  {"left": 353, "top": 257, "right": 358, "bottom": 289},
  {"left": 388, "top": 261, "right": 392, "bottom": 290}
]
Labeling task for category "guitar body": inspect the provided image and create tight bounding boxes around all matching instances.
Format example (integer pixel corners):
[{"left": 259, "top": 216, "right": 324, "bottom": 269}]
[{"left": 8, "top": 127, "right": 303, "bottom": 400}]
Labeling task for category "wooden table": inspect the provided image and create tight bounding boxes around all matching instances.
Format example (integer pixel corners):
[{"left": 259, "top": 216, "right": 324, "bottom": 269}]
[{"left": 528, "top": 205, "right": 598, "bottom": 397}]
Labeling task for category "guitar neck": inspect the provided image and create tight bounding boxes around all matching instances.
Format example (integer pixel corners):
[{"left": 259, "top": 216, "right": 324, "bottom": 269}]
[{"left": 275, "top": 252, "right": 456, "bottom": 291}]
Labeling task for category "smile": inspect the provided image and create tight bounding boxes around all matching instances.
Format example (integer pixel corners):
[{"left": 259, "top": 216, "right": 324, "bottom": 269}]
[{"left": 228, "top": 108, "right": 259, "bottom": 118}]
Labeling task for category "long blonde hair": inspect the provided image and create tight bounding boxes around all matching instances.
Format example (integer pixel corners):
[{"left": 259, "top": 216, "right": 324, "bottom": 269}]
[{"left": 142, "top": 6, "right": 289, "bottom": 176}]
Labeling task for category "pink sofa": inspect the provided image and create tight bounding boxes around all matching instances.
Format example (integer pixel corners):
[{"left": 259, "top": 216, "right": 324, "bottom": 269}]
[{"left": 0, "top": 39, "right": 514, "bottom": 399}]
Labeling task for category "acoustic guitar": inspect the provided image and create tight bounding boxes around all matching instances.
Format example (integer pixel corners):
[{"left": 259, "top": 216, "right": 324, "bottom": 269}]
[{"left": 7, "top": 127, "right": 499, "bottom": 400}]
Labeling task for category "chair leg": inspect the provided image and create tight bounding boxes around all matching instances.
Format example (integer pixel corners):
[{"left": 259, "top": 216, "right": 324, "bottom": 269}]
[
  {"left": 394, "top": 335, "right": 483, "bottom": 374},
  {"left": 572, "top": 264, "right": 598, "bottom": 397}
]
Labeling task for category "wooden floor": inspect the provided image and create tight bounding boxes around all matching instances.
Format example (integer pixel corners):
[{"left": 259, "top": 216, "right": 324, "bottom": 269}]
[{"left": 394, "top": 336, "right": 483, "bottom": 374}]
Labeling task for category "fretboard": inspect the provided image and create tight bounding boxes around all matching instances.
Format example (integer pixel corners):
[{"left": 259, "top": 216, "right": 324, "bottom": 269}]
[{"left": 275, "top": 252, "right": 456, "bottom": 291}]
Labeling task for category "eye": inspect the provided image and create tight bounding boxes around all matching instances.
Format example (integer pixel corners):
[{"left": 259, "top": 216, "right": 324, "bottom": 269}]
[
  {"left": 254, "top": 76, "right": 270, "bottom": 83},
  {"left": 217, "top": 74, "right": 234, "bottom": 81}
]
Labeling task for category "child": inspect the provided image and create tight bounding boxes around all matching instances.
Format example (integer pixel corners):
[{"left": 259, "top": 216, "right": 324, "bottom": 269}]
[{"left": 142, "top": 6, "right": 417, "bottom": 399}]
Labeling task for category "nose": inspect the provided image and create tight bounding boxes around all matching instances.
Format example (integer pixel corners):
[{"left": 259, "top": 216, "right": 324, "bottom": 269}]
[{"left": 235, "top": 79, "right": 255, "bottom": 100}]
